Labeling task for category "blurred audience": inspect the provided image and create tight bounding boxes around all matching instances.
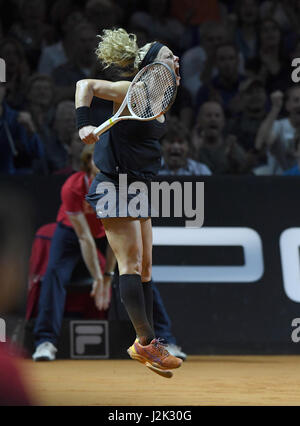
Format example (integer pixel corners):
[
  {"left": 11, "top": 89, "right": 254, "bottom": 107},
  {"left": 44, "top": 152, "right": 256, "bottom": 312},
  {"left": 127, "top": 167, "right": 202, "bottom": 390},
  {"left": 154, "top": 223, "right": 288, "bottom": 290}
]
[
  {"left": 181, "top": 22, "right": 229, "bottom": 103},
  {"left": 195, "top": 43, "right": 246, "bottom": 118},
  {"left": 233, "top": 0, "right": 259, "bottom": 61},
  {"left": 0, "top": 38, "right": 30, "bottom": 109},
  {"left": 130, "top": 0, "right": 185, "bottom": 52},
  {"left": 166, "top": 85, "right": 194, "bottom": 129},
  {"left": 51, "top": 23, "right": 97, "bottom": 103},
  {"left": 38, "top": 11, "right": 85, "bottom": 76},
  {"left": 85, "top": 0, "right": 122, "bottom": 32},
  {"left": 245, "top": 18, "right": 291, "bottom": 94},
  {"left": 54, "top": 131, "right": 84, "bottom": 175},
  {"left": 255, "top": 86, "right": 300, "bottom": 174},
  {"left": 0, "top": 0, "right": 299, "bottom": 176},
  {"left": 9, "top": 0, "right": 55, "bottom": 70},
  {"left": 192, "top": 101, "right": 248, "bottom": 174},
  {"left": 0, "top": 82, "right": 45, "bottom": 175},
  {"left": 227, "top": 77, "right": 269, "bottom": 172},
  {"left": 260, "top": 0, "right": 300, "bottom": 34},
  {"left": 159, "top": 117, "right": 212, "bottom": 175},
  {"left": 24, "top": 74, "right": 56, "bottom": 174},
  {"left": 46, "top": 100, "right": 76, "bottom": 172},
  {"left": 170, "top": 0, "right": 224, "bottom": 26}
]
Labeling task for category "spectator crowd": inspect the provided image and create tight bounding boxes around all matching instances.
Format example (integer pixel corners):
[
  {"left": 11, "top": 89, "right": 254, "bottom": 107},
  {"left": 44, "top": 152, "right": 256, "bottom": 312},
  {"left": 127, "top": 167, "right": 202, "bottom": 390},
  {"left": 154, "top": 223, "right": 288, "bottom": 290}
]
[{"left": 1, "top": 0, "right": 300, "bottom": 176}]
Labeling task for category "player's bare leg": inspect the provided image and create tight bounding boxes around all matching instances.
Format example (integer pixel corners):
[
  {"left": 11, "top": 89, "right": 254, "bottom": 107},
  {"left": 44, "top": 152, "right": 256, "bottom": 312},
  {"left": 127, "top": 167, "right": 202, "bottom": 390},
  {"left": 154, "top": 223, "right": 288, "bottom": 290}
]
[{"left": 101, "top": 217, "right": 182, "bottom": 378}]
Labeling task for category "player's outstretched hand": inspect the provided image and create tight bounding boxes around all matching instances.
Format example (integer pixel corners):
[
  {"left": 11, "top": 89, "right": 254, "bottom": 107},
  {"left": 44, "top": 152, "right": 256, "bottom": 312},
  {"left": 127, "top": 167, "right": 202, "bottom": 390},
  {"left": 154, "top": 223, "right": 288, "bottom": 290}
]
[{"left": 79, "top": 125, "right": 98, "bottom": 145}]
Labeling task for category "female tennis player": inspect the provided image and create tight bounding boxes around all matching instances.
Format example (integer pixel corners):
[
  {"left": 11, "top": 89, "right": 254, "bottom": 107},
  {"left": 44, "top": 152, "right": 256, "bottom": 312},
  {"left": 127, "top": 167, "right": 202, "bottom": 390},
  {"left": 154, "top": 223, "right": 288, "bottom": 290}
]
[{"left": 75, "top": 28, "right": 182, "bottom": 377}]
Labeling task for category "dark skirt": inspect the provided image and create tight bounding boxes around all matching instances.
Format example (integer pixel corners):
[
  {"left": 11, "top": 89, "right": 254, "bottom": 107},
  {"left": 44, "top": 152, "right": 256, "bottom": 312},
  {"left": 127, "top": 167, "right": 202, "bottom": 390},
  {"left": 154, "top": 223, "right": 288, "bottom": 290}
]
[{"left": 86, "top": 172, "right": 153, "bottom": 218}]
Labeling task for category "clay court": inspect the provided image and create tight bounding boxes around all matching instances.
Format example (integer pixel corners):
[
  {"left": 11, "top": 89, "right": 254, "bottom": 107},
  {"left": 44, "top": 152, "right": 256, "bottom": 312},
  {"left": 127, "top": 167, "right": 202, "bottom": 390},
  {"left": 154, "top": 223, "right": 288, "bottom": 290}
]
[{"left": 23, "top": 356, "right": 300, "bottom": 406}]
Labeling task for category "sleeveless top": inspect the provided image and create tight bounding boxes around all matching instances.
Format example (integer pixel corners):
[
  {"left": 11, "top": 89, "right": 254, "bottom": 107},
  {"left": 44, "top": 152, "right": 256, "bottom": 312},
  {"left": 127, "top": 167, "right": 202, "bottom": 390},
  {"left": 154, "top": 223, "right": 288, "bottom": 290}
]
[{"left": 94, "top": 118, "right": 167, "bottom": 181}]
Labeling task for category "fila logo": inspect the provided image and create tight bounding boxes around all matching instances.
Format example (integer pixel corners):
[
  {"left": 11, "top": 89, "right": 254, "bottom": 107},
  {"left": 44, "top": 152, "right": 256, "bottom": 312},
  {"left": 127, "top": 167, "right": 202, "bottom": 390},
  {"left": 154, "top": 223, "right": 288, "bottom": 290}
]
[
  {"left": 0, "top": 318, "right": 6, "bottom": 342},
  {"left": 70, "top": 321, "right": 109, "bottom": 359}
]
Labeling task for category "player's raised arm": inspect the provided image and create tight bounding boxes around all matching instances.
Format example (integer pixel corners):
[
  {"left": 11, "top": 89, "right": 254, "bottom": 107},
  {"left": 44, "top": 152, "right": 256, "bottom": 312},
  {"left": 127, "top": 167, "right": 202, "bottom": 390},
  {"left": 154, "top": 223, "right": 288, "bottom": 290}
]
[
  {"left": 75, "top": 79, "right": 130, "bottom": 107},
  {"left": 75, "top": 79, "right": 131, "bottom": 145}
]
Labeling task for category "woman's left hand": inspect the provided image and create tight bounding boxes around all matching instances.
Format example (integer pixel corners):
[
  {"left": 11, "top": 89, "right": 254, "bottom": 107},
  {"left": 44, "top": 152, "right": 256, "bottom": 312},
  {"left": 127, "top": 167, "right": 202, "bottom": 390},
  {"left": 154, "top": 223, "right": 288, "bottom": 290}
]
[{"left": 79, "top": 125, "right": 98, "bottom": 145}]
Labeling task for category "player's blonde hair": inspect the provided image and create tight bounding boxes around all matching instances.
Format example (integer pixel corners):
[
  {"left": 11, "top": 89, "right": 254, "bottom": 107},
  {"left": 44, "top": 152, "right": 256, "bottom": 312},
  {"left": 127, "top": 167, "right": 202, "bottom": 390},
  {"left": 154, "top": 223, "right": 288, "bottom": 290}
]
[{"left": 95, "top": 28, "right": 153, "bottom": 76}]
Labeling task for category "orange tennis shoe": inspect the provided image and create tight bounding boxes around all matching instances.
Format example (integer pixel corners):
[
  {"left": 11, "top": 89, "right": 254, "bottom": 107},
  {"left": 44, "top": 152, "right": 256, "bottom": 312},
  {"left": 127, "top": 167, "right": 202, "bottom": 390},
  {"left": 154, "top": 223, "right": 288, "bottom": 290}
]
[{"left": 127, "top": 338, "right": 182, "bottom": 378}]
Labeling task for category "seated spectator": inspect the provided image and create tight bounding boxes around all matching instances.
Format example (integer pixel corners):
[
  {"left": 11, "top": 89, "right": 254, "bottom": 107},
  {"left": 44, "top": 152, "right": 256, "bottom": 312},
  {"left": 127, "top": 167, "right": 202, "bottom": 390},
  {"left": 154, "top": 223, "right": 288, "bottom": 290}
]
[
  {"left": 195, "top": 43, "right": 246, "bottom": 118},
  {"left": 47, "top": 100, "right": 76, "bottom": 172},
  {"left": 227, "top": 77, "right": 268, "bottom": 172},
  {"left": 181, "top": 22, "right": 231, "bottom": 104},
  {"left": 38, "top": 11, "right": 85, "bottom": 76},
  {"left": 26, "top": 75, "right": 55, "bottom": 121},
  {"left": 54, "top": 131, "right": 84, "bottom": 176},
  {"left": 0, "top": 38, "right": 30, "bottom": 110},
  {"left": 25, "top": 74, "right": 56, "bottom": 173},
  {"left": 51, "top": 23, "right": 97, "bottom": 103},
  {"left": 129, "top": 0, "right": 185, "bottom": 52},
  {"left": 9, "top": 0, "right": 55, "bottom": 70},
  {"left": 0, "top": 82, "right": 45, "bottom": 175},
  {"left": 233, "top": 0, "right": 259, "bottom": 61},
  {"left": 159, "top": 117, "right": 212, "bottom": 175},
  {"left": 192, "top": 101, "right": 248, "bottom": 174},
  {"left": 245, "top": 19, "right": 291, "bottom": 94},
  {"left": 255, "top": 87, "right": 300, "bottom": 174}
]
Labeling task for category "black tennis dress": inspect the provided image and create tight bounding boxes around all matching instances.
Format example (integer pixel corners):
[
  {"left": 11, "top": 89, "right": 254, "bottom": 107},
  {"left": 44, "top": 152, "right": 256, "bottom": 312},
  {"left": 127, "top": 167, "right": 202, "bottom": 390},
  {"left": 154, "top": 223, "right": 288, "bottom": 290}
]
[{"left": 86, "top": 118, "right": 166, "bottom": 218}]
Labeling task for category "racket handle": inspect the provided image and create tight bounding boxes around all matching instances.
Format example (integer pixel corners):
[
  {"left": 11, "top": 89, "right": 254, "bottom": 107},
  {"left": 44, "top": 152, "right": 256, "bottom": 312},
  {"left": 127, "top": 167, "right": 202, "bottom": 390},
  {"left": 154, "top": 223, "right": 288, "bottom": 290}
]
[{"left": 93, "top": 117, "right": 117, "bottom": 137}]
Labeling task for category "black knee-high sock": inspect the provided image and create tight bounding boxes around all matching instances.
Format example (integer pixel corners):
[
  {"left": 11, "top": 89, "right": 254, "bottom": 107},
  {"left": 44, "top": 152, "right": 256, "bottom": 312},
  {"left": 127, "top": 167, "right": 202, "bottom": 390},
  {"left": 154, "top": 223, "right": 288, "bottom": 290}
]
[
  {"left": 142, "top": 280, "right": 154, "bottom": 331},
  {"left": 119, "top": 274, "right": 154, "bottom": 345}
]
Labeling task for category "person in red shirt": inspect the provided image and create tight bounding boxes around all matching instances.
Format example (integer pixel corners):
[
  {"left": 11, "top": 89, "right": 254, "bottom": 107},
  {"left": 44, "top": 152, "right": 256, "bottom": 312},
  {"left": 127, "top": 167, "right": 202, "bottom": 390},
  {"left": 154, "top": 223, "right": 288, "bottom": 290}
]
[{"left": 32, "top": 145, "right": 117, "bottom": 361}]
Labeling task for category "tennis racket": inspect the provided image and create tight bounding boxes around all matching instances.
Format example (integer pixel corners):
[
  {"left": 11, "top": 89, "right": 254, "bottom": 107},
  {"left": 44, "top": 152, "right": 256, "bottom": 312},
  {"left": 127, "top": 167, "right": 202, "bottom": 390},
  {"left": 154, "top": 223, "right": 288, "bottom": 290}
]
[{"left": 93, "top": 61, "right": 177, "bottom": 137}]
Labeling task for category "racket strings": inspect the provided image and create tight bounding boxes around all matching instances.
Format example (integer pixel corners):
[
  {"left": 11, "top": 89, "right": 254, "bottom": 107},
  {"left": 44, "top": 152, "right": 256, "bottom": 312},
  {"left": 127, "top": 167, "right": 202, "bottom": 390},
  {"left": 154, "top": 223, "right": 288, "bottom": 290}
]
[{"left": 128, "top": 65, "right": 177, "bottom": 119}]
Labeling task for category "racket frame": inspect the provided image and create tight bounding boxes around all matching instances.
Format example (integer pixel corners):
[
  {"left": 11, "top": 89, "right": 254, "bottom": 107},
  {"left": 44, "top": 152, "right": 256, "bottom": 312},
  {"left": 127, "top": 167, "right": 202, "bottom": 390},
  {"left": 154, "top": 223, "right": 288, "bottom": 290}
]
[{"left": 93, "top": 61, "right": 176, "bottom": 137}]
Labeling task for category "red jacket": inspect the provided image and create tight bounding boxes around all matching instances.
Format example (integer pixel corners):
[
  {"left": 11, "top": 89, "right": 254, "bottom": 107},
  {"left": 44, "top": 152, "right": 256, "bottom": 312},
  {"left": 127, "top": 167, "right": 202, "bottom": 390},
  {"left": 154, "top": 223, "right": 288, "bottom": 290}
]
[{"left": 26, "top": 223, "right": 107, "bottom": 320}]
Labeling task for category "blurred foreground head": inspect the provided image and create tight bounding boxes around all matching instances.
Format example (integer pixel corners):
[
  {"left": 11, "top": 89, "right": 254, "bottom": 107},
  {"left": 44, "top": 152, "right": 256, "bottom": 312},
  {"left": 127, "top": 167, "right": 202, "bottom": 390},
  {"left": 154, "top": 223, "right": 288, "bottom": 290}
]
[{"left": 0, "top": 183, "right": 33, "bottom": 313}]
